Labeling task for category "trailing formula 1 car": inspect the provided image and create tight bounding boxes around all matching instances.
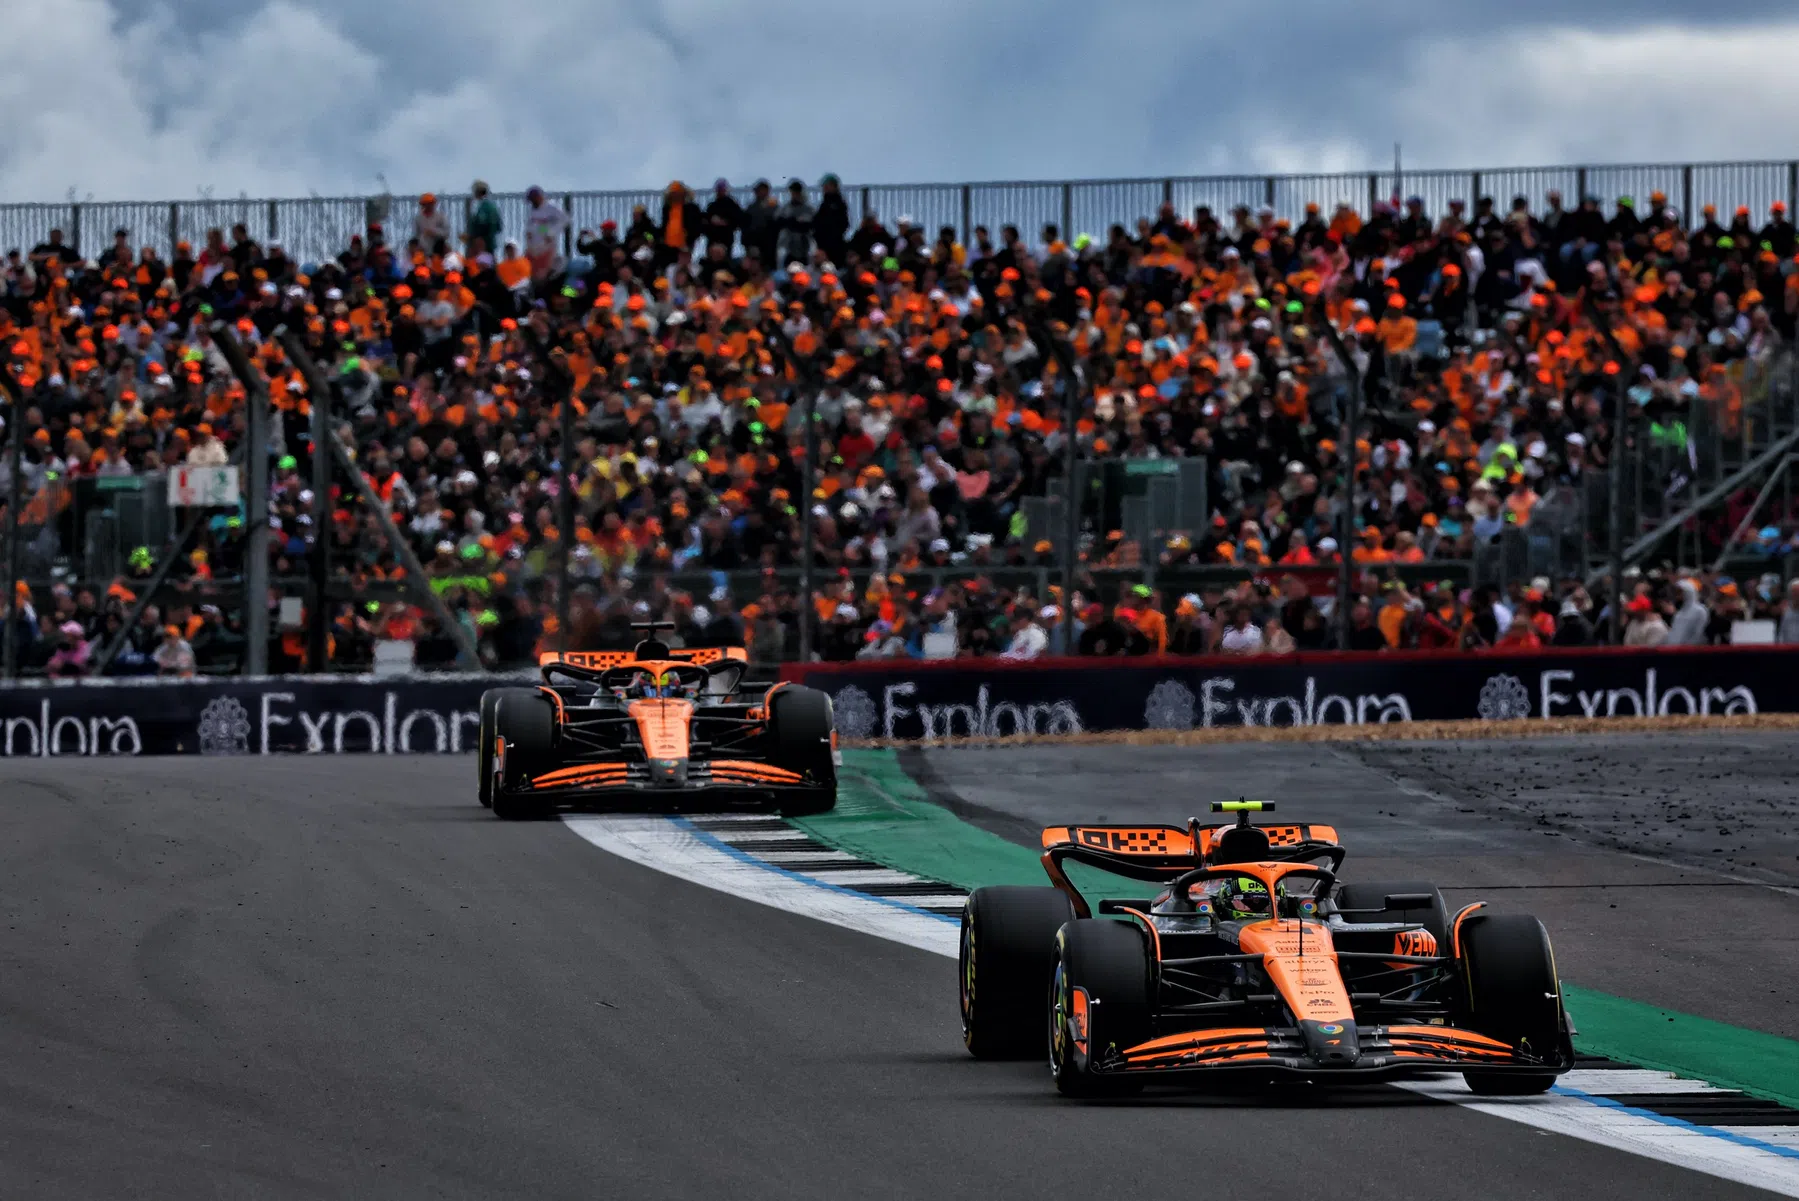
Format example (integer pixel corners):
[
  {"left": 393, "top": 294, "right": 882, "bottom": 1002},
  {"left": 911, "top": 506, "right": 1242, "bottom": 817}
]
[
  {"left": 958, "top": 801, "right": 1573, "bottom": 1097},
  {"left": 476, "top": 624, "right": 837, "bottom": 820}
]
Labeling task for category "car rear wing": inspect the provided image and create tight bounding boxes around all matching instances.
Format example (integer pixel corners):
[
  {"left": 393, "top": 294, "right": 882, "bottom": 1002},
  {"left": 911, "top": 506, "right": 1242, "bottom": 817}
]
[
  {"left": 1040, "top": 813, "right": 1345, "bottom": 916},
  {"left": 539, "top": 647, "right": 748, "bottom": 670}
]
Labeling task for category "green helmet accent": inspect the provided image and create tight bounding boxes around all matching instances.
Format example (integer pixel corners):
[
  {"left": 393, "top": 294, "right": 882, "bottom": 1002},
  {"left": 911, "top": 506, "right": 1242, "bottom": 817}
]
[
  {"left": 1218, "top": 876, "right": 1274, "bottom": 919},
  {"left": 129, "top": 546, "right": 153, "bottom": 570}
]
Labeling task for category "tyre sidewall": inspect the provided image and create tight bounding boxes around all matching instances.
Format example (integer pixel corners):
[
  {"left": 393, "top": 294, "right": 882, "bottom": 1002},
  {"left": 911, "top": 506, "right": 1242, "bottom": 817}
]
[
  {"left": 960, "top": 886, "right": 1075, "bottom": 1060},
  {"left": 1457, "top": 913, "right": 1563, "bottom": 1053},
  {"left": 1050, "top": 919, "right": 1152, "bottom": 1095},
  {"left": 477, "top": 690, "right": 501, "bottom": 807}
]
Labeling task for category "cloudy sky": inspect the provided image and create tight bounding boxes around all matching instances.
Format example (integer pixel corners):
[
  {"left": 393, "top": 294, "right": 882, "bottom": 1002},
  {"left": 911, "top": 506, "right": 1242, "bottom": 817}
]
[{"left": 5, "top": 0, "right": 1798, "bottom": 204}]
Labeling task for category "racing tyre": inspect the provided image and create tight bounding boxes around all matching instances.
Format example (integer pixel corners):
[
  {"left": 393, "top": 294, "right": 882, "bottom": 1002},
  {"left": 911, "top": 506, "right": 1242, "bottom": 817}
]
[
  {"left": 960, "top": 886, "right": 1076, "bottom": 1059},
  {"left": 769, "top": 687, "right": 836, "bottom": 815},
  {"left": 491, "top": 691, "right": 556, "bottom": 821},
  {"left": 1457, "top": 913, "right": 1564, "bottom": 1096},
  {"left": 1334, "top": 880, "right": 1449, "bottom": 944},
  {"left": 769, "top": 687, "right": 835, "bottom": 778},
  {"left": 478, "top": 688, "right": 536, "bottom": 808},
  {"left": 1051, "top": 919, "right": 1151, "bottom": 1098}
]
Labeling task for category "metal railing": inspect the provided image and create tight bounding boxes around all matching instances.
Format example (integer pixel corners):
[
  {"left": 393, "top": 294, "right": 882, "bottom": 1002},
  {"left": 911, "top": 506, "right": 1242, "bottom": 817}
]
[{"left": 8, "top": 159, "right": 1799, "bottom": 270}]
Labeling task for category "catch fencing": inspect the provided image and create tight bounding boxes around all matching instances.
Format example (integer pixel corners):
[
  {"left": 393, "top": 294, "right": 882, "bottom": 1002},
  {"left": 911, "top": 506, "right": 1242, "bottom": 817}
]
[{"left": 6, "top": 160, "right": 1798, "bottom": 268}]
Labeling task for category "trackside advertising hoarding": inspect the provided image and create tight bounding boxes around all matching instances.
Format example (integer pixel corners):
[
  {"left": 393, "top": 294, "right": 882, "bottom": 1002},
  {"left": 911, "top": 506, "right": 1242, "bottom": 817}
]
[
  {"left": 0, "top": 647, "right": 1794, "bottom": 756},
  {"left": 0, "top": 675, "right": 501, "bottom": 757},
  {"left": 783, "top": 647, "right": 1799, "bottom": 741}
]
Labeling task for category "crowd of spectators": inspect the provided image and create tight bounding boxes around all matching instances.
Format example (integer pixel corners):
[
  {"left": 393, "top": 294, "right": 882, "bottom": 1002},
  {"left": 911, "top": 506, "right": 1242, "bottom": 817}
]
[
  {"left": 1, "top": 172, "right": 1798, "bottom": 671},
  {"left": 808, "top": 566, "right": 1799, "bottom": 662}
]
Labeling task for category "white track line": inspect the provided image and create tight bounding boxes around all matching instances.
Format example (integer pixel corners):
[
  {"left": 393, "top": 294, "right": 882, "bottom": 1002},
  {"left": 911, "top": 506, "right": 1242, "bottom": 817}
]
[
  {"left": 565, "top": 813, "right": 1799, "bottom": 1197},
  {"left": 563, "top": 815, "right": 956, "bottom": 958}
]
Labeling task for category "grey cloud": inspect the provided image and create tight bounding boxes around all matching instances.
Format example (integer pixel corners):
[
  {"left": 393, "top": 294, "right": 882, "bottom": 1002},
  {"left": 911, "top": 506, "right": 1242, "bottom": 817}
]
[{"left": 7, "top": 1, "right": 1798, "bottom": 206}]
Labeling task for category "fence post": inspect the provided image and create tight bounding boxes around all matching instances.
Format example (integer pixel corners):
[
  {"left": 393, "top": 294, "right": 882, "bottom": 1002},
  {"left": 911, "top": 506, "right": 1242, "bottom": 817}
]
[
  {"left": 563, "top": 193, "right": 575, "bottom": 259},
  {"left": 1263, "top": 176, "right": 1275, "bottom": 209},
  {"left": 1576, "top": 166, "right": 1588, "bottom": 203},
  {"left": 1162, "top": 178, "right": 1173, "bottom": 210},
  {"left": 1060, "top": 183, "right": 1072, "bottom": 243},
  {"left": 960, "top": 184, "right": 971, "bottom": 245},
  {"left": 1790, "top": 162, "right": 1798, "bottom": 218},
  {"left": 69, "top": 203, "right": 81, "bottom": 254},
  {"left": 1367, "top": 173, "right": 1378, "bottom": 215},
  {"left": 267, "top": 199, "right": 279, "bottom": 245},
  {"left": 167, "top": 203, "right": 179, "bottom": 260},
  {"left": 1470, "top": 172, "right": 1481, "bottom": 207}
]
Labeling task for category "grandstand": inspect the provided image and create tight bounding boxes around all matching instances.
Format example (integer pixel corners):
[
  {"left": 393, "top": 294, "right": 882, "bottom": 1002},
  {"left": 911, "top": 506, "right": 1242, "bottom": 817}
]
[{"left": 1, "top": 157, "right": 1797, "bottom": 675}]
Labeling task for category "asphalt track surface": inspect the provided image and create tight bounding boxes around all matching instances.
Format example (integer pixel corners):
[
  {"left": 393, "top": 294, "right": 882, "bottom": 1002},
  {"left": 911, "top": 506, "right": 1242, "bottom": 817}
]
[
  {"left": 907, "top": 732, "right": 1799, "bottom": 1038},
  {"left": 0, "top": 754, "right": 1785, "bottom": 1199}
]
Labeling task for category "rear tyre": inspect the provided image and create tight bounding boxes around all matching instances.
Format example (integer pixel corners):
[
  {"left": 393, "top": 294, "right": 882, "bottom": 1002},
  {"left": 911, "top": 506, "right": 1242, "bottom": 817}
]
[
  {"left": 1457, "top": 913, "right": 1564, "bottom": 1096},
  {"left": 491, "top": 691, "right": 556, "bottom": 821},
  {"left": 478, "top": 688, "right": 536, "bottom": 808},
  {"left": 1051, "top": 919, "right": 1152, "bottom": 1098},
  {"left": 960, "top": 886, "right": 1076, "bottom": 1059},
  {"left": 1334, "top": 880, "right": 1449, "bottom": 944}
]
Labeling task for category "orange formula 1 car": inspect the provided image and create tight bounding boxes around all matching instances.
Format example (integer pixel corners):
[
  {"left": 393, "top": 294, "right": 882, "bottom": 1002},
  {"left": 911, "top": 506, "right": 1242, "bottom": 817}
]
[
  {"left": 476, "top": 624, "right": 837, "bottom": 820},
  {"left": 959, "top": 801, "right": 1573, "bottom": 1097}
]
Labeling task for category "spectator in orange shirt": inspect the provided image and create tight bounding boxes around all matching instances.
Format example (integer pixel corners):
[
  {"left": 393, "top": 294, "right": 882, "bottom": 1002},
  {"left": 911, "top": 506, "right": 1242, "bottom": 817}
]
[{"left": 1129, "top": 584, "right": 1167, "bottom": 653}]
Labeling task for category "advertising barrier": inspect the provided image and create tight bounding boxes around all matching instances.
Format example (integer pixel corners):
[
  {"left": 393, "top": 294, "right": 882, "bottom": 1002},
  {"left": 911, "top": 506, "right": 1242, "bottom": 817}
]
[
  {"left": 2, "top": 647, "right": 1795, "bottom": 756},
  {"left": 784, "top": 647, "right": 1799, "bottom": 740},
  {"left": 0, "top": 674, "right": 509, "bottom": 757}
]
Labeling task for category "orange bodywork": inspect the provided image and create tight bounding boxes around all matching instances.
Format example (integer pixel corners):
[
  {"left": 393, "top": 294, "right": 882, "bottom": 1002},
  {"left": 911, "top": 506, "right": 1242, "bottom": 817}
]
[
  {"left": 533, "top": 763, "right": 631, "bottom": 787},
  {"left": 707, "top": 761, "right": 803, "bottom": 784},
  {"left": 1237, "top": 918, "right": 1353, "bottom": 1024},
  {"left": 628, "top": 697, "right": 693, "bottom": 762}
]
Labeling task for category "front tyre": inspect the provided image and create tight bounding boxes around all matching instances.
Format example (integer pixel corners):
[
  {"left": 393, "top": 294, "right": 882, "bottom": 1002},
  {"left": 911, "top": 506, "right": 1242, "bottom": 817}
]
[
  {"left": 478, "top": 688, "right": 536, "bottom": 808},
  {"left": 1051, "top": 919, "right": 1151, "bottom": 1098},
  {"left": 1457, "top": 913, "right": 1565, "bottom": 1096},
  {"left": 768, "top": 686, "right": 835, "bottom": 788},
  {"left": 491, "top": 691, "right": 556, "bottom": 821}
]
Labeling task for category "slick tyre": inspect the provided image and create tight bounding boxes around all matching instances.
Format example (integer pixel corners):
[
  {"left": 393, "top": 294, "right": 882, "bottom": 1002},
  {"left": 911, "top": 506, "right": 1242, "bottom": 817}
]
[
  {"left": 478, "top": 688, "right": 536, "bottom": 808},
  {"left": 960, "top": 886, "right": 1076, "bottom": 1060},
  {"left": 768, "top": 686, "right": 836, "bottom": 787},
  {"left": 491, "top": 691, "right": 556, "bottom": 821},
  {"left": 1334, "top": 880, "right": 1449, "bottom": 944},
  {"left": 1457, "top": 913, "right": 1564, "bottom": 1096},
  {"left": 1051, "top": 919, "right": 1151, "bottom": 1099}
]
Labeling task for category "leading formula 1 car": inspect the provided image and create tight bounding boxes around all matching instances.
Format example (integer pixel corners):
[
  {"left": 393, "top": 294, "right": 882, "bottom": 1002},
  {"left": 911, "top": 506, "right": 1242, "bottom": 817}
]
[
  {"left": 476, "top": 623, "right": 837, "bottom": 820},
  {"left": 959, "top": 801, "right": 1573, "bottom": 1097}
]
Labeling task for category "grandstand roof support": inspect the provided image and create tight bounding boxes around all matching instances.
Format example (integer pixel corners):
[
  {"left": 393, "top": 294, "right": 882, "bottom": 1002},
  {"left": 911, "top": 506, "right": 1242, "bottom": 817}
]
[
  {"left": 209, "top": 323, "right": 270, "bottom": 675},
  {"left": 1710, "top": 454, "right": 1795, "bottom": 573},
  {"left": 556, "top": 370, "right": 575, "bottom": 655},
  {"left": 90, "top": 508, "right": 215, "bottom": 676},
  {"left": 277, "top": 330, "right": 484, "bottom": 671},
  {"left": 1583, "top": 425, "right": 1799, "bottom": 592},
  {"left": 1315, "top": 317, "right": 1361, "bottom": 650},
  {"left": 1, "top": 353, "right": 22, "bottom": 681}
]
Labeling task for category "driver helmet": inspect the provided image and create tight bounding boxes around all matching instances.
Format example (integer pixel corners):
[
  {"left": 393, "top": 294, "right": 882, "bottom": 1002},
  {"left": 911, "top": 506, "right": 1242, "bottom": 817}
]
[
  {"left": 1216, "top": 875, "right": 1277, "bottom": 921},
  {"left": 636, "top": 669, "right": 676, "bottom": 698}
]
